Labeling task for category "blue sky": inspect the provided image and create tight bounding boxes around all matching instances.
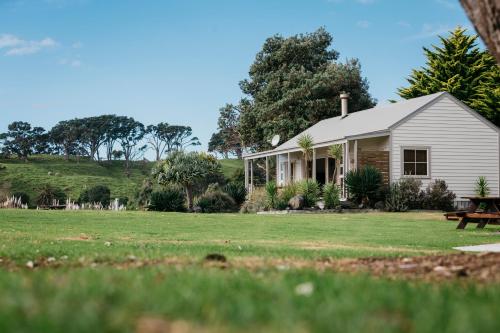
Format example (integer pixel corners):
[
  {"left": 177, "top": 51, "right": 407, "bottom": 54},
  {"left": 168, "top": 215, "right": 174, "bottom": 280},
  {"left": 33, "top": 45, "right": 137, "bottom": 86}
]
[{"left": 0, "top": 0, "right": 475, "bottom": 155}]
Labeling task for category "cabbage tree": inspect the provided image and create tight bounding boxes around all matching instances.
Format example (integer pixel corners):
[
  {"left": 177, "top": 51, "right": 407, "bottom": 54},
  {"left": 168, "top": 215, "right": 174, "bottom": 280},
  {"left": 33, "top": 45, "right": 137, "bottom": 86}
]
[
  {"left": 328, "top": 144, "right": 342, "bottom": 184},
  {"left": 297, "top": 134, "right": 314, "bottom": 179},
  {"left": 153, "top": 151, "right": 221, "bottom": 210}
]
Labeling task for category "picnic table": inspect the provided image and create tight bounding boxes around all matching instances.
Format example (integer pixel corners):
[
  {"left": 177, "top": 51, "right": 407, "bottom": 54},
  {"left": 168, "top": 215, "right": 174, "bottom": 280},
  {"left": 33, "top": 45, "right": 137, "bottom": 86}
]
[{"left": 444, "top": 197, "right": 500, "bottom": 229}]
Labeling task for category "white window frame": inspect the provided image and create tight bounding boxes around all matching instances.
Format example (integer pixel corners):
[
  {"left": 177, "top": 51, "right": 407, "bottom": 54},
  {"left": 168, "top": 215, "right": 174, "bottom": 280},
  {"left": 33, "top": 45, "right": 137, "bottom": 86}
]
[{"left": 401, "top": 146, "right": 431, "bottom": 179}]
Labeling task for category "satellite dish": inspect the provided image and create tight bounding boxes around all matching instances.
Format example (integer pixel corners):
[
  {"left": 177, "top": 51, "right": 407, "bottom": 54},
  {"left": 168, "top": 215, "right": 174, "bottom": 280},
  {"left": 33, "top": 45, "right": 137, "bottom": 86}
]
[{"left": 271, "top": 134, "right": 280, "bottom": 147}]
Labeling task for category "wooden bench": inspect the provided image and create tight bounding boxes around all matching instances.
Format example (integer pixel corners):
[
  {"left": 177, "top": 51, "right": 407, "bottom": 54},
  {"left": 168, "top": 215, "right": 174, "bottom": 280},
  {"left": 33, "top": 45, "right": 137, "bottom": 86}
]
[
  {"left": 453, "top": 212, "right": 500, "bottom": 229},
  {"left": 444, "top": 211, "right": 466, "bottom": 221},
  {"left": 446, "top": 197, "right": 500, "bottom": 229}
]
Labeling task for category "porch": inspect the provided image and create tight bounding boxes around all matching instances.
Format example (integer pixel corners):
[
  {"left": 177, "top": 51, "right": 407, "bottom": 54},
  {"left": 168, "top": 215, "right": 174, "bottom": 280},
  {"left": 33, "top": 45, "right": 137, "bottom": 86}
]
[{"left": 243, "top": 135, "right": 390, "bottom": 197}]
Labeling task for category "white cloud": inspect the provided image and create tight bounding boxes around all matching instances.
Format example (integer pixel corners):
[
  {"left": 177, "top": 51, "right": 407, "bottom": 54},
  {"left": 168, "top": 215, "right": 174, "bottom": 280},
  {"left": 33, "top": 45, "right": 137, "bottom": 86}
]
[
  {"left": 356, "top": 20, "right": 371, "bottom": 28},
  {"left": 1, "top": 34, "right": 57, "bottom": 56},
  {"left": 0, "top": 34, "right": 23, "bottom": 48}
]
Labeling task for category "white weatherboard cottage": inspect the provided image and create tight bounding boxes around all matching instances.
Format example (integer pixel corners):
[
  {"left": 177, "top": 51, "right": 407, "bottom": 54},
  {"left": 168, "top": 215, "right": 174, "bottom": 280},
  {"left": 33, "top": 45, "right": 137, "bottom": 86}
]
[{"left": 243, "top": 92, "right": 500, "bottom": 205}]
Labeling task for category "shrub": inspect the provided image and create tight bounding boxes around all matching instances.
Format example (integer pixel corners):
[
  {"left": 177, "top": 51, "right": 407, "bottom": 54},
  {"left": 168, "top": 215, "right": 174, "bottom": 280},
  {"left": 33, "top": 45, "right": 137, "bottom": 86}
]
[
  {"left": 265, "top": 181, "right": 278, "bottom": 209},
  {"left": 344, "top": 165, "right": 382, "bottom": 207},
  {"left": 398, "top": 178, "right": 424, "bottom": 209},
  {"left": 12, "top": 191, "right": 30, "bottom": 205},
  {"left": 240, "top": 188, "right": 267, "bottom": 213},
  {"left": 385, "top": 182, "right": 408, "bottom": 212},
  {"left": 224, "top": 182, "right": 247, "bottom": 206},
  {"left": 230, "top": 168, "right": 245, "bottom": 183},
  {"left": 193, "top": 171, "right": 226, "bottom": 197},
  {"left": 195, "top": 188, "right": 237, "bottom": 213},
  {"left": 423, "top": 179, "right": 456, "bottom": 211},
  {"left": 36, "top": 184, "right": 67, "bottom": 207},
  {"left": 153, "top": 151, "right": 222, "bottom": 210},
  {"left": 323, "top": 183, "right": 340, "bottom": 209},
  {"left": 149, "top": 186, "right": 186, "bottom": 212},
  {"left": 135, "top": 179, "right": 154, "bottom": 208},
  {"left": 118, "top": 197, "right": 129, "bottom": 206},
  {"left": 475, "top": 176, "right": 490, "bottom": 197},
  {"left": 297, "top": 179, "right": 320, "bottom": 208},
  {"left": 79, "top": 185, "right": 111, "bottom": 206},
  {"left": 275, "top": 183, "right": 298, "bottom": 210}
]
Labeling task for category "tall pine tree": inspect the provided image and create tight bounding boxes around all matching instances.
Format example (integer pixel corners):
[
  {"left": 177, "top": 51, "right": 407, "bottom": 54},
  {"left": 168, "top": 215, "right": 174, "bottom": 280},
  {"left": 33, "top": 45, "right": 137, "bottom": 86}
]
[
  {"left": 398, "top": 27, "right": 499, "bottom": 127},
  {"left": 238, "top": 28, "right": 375, "bottom": 150}
]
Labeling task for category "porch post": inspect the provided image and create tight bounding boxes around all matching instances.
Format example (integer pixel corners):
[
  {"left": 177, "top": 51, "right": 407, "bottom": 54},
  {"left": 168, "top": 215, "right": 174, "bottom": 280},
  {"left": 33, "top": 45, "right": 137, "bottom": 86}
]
[
  {"left": 244, "top": 159, "right": 249, "bottom": 190},
  {"left": 265, "top": 156, "right": 269, "bottom": 184},
  {"left": 345, "top": 141, "right": 350, "bottom": 174},
  {"left": 312, "top": 148, "right": 316, "bottom": 181},
  {"left": 354, "top": 140, "right": 358, "bottom": 170},
  {"left": 276, "top": 155, "right": 280, "bottom": 185},
  {"left": 250, "top": 159, "right": 254, "bottom": 192},
  {"left": 325, "top": 157, "right": 329, "bottom": 184},
  {"left": 287, "top": 152, "right": 292, "bottom": 184}
]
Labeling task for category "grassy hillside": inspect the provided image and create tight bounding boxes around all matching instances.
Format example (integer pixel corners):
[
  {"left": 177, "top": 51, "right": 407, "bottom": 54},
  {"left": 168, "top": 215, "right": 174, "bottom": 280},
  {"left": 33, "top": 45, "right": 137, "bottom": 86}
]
[{"left": 0, "top": 155, "right": 243, "bottom": 204}]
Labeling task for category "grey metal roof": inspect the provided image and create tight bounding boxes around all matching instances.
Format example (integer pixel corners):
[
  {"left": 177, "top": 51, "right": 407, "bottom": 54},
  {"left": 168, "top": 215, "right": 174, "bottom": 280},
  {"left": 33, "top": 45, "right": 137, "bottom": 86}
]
[{"left": 273, "top": 91, "right": 445, "bottom": 151}]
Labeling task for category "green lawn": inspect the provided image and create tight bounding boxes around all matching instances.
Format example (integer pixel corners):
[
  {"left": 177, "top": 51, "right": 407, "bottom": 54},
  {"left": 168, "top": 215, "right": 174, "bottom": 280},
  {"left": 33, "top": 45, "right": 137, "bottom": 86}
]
[
  {"left": 0, "top": 210, "right": 499, "bottom": 332},
  {"left": 0, "top": 156, "right": 242, "bottom": 204}
]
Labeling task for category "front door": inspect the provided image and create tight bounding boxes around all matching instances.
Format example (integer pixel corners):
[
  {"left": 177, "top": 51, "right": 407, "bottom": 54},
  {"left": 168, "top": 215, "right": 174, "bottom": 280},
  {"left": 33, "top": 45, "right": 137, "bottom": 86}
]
[{"left": 315, "top": 158, "right": 326, "bottom": 185}]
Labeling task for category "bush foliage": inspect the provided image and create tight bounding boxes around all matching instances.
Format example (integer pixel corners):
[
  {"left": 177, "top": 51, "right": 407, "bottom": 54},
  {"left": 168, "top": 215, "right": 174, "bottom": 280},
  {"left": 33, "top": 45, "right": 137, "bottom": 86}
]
[
  {"left": 386, "top": 178, "right": 456, "bottom": 212},
  {"left": 12, "top": 191, "right": 30, "bottom": 205},
  {"left": 265, "top": 181, "right": 278, "bottom": 209},
  {"left": 79, "top": 185, "right": 111, "bottom": 206},
  {"left": 296, "top": 179, "right": 320, "bottom": 208},
  {"left": 36, "top": 184, "right": 66, "bottom": 207},
  {"left": 223, "top": 182, "right": 247, "bottom": 206},
  {"left": 149, "top": 186, "right": 186, "bottom": 212},
  {"left": 344, "top": 165, "right": 382, "bottom": 206},
  {"left": 196, "top": 186, "right": 237, "bottom": 213},
  {"left": 423, "top": 179, "right": 456, "bottom": 211},
  {"left": 398, "top": 178, "right": 424, "bottom": 209},
  {"left": 240, "top": 188, "right": 267, "bottom": 213},
  {"left": 385, "top": 182, "right": 408, "bottom": 212},
  {"left": 475, "top": 176, "right": 490, "bottom": 197},
  {"left": 323, "top": 183, "right": 340, "bottom": 209}
]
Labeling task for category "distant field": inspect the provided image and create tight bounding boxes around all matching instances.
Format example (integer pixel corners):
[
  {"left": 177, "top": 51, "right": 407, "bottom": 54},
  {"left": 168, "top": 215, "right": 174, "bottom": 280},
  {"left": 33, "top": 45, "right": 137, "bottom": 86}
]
[
  {"left": 0, "top": 156, "right": 243, "bottom": 205},
  {"left": 0, "top": 210, "right": 499, "bottom": 332}
]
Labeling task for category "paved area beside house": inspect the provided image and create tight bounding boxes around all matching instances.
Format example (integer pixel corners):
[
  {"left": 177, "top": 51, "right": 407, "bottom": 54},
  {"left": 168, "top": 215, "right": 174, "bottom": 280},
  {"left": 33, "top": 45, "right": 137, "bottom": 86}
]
[{"left": 453, "top": 243, "right": 500, "bottom": 253}]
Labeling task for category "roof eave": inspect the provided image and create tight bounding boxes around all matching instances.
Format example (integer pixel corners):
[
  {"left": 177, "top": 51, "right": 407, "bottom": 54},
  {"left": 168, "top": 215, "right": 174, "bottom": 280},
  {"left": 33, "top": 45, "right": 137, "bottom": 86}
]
[{"left": 243, "top": 130, "right": 391, "bottom": 160}]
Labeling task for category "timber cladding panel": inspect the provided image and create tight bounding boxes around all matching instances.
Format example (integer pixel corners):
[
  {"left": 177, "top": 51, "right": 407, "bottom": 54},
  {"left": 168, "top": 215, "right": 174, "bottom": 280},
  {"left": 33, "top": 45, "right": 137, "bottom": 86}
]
[{"left": 357, "top": 150, "right": 390, "bottom": 185}]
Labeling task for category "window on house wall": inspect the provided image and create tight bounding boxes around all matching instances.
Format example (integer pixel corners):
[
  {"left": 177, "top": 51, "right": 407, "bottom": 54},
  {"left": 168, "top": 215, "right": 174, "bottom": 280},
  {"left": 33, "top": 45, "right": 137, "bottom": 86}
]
[{"left": 403, "top": 148, "right": 429, "bottom": 177}]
